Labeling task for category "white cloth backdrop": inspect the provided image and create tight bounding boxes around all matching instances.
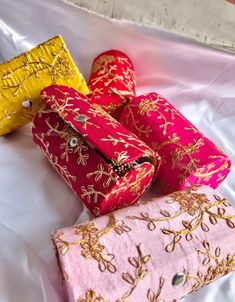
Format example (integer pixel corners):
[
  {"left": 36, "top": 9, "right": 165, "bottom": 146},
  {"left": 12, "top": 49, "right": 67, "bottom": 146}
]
[{"left": 0, "top": 0, "right": 235, "bottom": 301}]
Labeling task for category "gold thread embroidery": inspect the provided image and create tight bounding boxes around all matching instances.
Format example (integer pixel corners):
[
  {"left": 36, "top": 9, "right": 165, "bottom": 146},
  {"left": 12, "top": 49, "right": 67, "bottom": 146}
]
[
  {"left": 77, "top": 289, "right": 107, "bottom": 302},
  {"left": 53, "top": 214, "right": 131, "bottom": 273},
  {"left": 42, "top": 88, "right": 101, "bottom": 130},
  {"left": 77, "top": 244, "right": 150, "bottom": 302},
  {"left": 35, "top": 133, "right": 76, "bottom": 186},
  {"left": 81, "top": 185, "right": 108, "bottom": 203},
  {"left": 90, "top": 54, "right": 135, "bottom": 97},
  {"left": 45, "top": 117, "right": 89, "bottom": 164},
  {"left": 124, "top": 94, "right": 180, "bottom": 137},
  {"left": 102, "top": 132, "right": 154, "bottom": 157},
  {"left": 87, "top": 163, "right": 119, "bottom": 188},
  {"left": 152, "top": 134, "right": 204, "bottom": 184},
  {"left": 88, "top": 103, "right": 119, "bottom": 128},
  {"left": 118, "top": 244, "right": 151, "bottom": 302},
  {"left": 147, "top": 276, "right": 165, "bottom": 302},
  {"left": 123, "top": 104, "right": 152, "bottom": 138},
  {"left": 2, "top": 44, "right": 75, "bottom": 96},
  {"left": 127, "top": 187, "right": 235, "bottom": 252},
  {"left": 186, "top": 240, "right": 235, "bottom": 292}
]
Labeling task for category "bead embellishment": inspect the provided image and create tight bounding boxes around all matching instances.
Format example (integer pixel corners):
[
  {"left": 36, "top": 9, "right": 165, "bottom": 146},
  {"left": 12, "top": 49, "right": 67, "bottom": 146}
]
[
  {"left": 22, "top": 99, "right": 32, "bottom": 109},
  {"left": 172, "top": 272, "right": 186, "bottom": 288},
  {"left": 74, "top": 114, "right": 89, "bottom": 123},
  {"left": 69, "top": 137, "right": 78, "bottom": 147},
  {"left": 110, "top": 160, "right": 137, "bottom": 177}
]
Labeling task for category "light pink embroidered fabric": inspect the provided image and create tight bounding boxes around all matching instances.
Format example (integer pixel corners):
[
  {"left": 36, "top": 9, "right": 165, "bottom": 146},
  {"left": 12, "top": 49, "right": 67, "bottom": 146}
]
[
  {"left": 119, "top": 93, "right": 231, "bottom": 194},
  {"left": 52, "top": 185, "right": 235, "bottom": 302}
]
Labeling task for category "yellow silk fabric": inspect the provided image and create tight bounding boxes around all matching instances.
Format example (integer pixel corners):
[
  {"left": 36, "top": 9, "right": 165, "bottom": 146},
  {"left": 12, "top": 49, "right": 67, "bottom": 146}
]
[{"left": 0, "top": 35, "right": 89, "bottom": 136}]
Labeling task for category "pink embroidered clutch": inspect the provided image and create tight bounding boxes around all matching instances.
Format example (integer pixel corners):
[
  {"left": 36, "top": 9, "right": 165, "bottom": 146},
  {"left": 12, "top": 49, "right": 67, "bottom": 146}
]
[
  {"left": 32, "top": 85, "right": 160, "bottom": 216},
  {"left": 52, "top": 185, "right": 235, "bottom": 302},
  {"left": 119, "top": 92, "right": 231, "bottom": 194},
  {"left": 88, "top": 50, "right": 136, "bottom": 118}
]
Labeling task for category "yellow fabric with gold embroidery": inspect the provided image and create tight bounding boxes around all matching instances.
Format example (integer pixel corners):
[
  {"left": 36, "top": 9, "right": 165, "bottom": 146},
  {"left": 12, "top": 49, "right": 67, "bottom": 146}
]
[{"left": 0, "top": 35, "right": 89, "bottom": 136}]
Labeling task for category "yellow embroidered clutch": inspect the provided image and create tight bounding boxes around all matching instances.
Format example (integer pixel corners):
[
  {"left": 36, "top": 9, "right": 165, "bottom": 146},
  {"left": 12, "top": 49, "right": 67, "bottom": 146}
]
[{"left": 0, "top": 35, "right": 89, "bottom": 136}]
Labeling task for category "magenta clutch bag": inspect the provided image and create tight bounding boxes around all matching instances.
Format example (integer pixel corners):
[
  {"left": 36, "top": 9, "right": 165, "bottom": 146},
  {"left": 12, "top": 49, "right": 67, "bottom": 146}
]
[
  {"left": 119, "top": 92, "right": 231, "bottom": 194},
  {"left": 52, "top": 185, "right": 235, "bottom": 302},
  {"left": 32, "top": 85, "right": 160, "bottom": 216}
]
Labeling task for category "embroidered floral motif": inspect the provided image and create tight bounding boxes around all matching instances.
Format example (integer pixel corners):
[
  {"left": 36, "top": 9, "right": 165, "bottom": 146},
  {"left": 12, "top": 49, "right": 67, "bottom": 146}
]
[
  {"left": 77, "top": 244, "right": 150, "bottom": 302},
  {"left": 127, "top": 187, "right": 235, "bottom": 252},
  {"left": 152, "top": 134, "right": 204, "bottom": 184},
  {"left": 77, "top": 289, "right": 107, "bottom": 302},
  {"left": 88, "top": 104, "right": 119, "bottom": 128},
  {"left": 123, "top": 104, "right": 152, "bottom": 138},
  {"left": 87, "top": 163, "right": 119, "bottom": 188},
  {"left": 102, "top": 132, "right": 154, "bottom": 156},
  {"left": 81, "top": 185, "right": 108, "bottom": 203},
  {"left": 186, "top": 240, "right": 235, "bottom": 292},
  {"left": 34, "top": 133, "right": 76, "bottom": 186},
  {"left": 45, "top": 117, "right": 89, "bottom": 164},
  {"left": 90, "top": 54, "right": 135, "bottom": 97},
  {"left": 124, "top": 94, "right": 180, "bottom": 137},
  {"left": 53, "top": 214, "right": 131, "bottom": 273},
  {"left": 147, "top": 277, "right": 165, "bottom": 302},
  {"left": 118, "top": 244, "right": 151, "bottom": 302},
  {"left": 2, "top": 42, "right": 75, "bottom": 96}
]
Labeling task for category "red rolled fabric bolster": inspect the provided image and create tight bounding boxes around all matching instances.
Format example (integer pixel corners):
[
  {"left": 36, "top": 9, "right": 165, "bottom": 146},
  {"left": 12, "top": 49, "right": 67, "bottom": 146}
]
[
  {"left": 88, "top": 50, "right": 136, "bottom": 118},
  {"left": 119, "top": 92, "right": 231, "bottom": 194},
  {"left": 32, "top": 85, "right": 160, "bottom": 216}
]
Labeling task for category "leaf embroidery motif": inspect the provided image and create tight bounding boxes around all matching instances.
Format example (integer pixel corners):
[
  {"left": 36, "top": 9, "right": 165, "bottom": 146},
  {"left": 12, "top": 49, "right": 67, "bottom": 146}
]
[
  {"left": 127, "top": 187, "right": 235, "bottom": 252},
  {"left": 53, "top": 214, "right": 131, "bottom": 274}
]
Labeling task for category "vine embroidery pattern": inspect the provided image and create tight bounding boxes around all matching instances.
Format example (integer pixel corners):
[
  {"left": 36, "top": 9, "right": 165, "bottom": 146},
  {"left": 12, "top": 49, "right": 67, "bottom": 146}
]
[
  {"left": 53, "top": 214, "right": 131, "bottom": 274},
  {"left": 127, "top": 187, "right": 235, "bottom": 252},
  {"left": 45, "top": 117, "right": 89, "bottom": 164},
  {"left": 87, "top": 163, "right": 119, "bottom": 188},
  {"left": 1, "top": 41, "right": 75, "bottom": 97},
  {"left": 77, "top": 244, "right": 151, "bottom": 302},
  {"left": 147, "top": 277, "right": 165, "bottom": 302},
  {"left": 90, "top": 54, "right": 135, "bottom": 98},
  {"left": 186, "top": 240, "right": 235, "bottom": 292},
  {"left": 34, "top": 133, "right": 76, "bottom": 186}
]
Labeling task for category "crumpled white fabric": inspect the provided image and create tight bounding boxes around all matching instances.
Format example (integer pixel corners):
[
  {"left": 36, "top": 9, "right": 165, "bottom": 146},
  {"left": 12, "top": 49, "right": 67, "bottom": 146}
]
[{"left": 0, "top": 0, "right": 234, "bottom": 301}]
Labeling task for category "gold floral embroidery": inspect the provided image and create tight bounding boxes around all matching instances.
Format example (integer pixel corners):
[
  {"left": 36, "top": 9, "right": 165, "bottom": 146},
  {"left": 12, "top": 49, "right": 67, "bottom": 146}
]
[
  {"left": 42, "top": 88, "right": 100, "bottom": 130},
  {"left": 77, "top": 289, "right": 107, "bottom": 302},
  {"left": 127, "top": 187, "right": 235, "bottom": 252},
  {"left": 53, "top": 214, "right": 131, "bottom": 273},
  {"left": 81, "top": 185, "right": 108, "bottom": 203},
  {"left": 87, "top": 163, "right": 119, "bottom": 188},
  {"left": 45, "top": 117, "right": 89, "bottom": 164},
  {"left": 0, "top": 109, "right": 17, "bottom": 128},
  {"left": 118, "top": 244, "right": 151, "bottom": 302},
  {"left": 152, "top": 134, "right": 204, "bottom": 184},
  {"left": 90, "top": 54, "right": 135, "bottom": 98},
  {"left": 41, "top": 89, "right": 80, "bottom": 120},
  {"left": 2, "top": 43, "right": 74, "bottom": 96},
  {"left": 186, "top": 240, "right": 235, "bottom": 292},
  {"left": 124, "top": 94, "right": 180, "bottom": 137},
  {"left": 35, "top": 133, "right": 76, "bottom": 186},
  {"left": 110, "top": 164, "right": 154, "bottom": 200},
  {"left": 77, "top": 244, "right": 150, "bottom": 302},
  {"left": 194, "top": 155, "right": 230, "bottom": 181},
  {"left": 102, "top": 132, "right": 155, "bottom": 158},
  {"left": 147, "top": 277, "right": 165, "bottom": 302},
  {"left": 88, "top": 103, "right": 119, "bottom": 128},
  {"left": 123, "top": 104, "right": 152, "bottom": 138}
]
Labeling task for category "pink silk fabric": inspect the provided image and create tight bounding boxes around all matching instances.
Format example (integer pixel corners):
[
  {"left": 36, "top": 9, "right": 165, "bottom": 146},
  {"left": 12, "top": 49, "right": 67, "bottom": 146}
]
[
  {"left": 52, "top": 185, "right": 235, "bottom": 302},
  {"left": 119, "top": 92, "right": 231, "bottom": 194}
]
